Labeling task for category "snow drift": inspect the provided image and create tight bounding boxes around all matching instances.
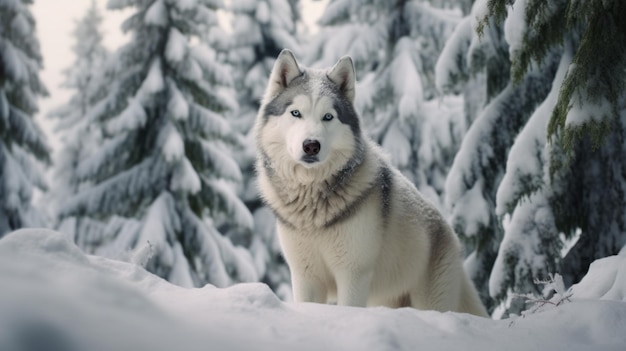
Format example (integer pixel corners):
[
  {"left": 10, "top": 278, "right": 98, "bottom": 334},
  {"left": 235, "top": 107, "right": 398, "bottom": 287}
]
[{"left": 1, "top": 228, "right": 625, "bottom": 351}]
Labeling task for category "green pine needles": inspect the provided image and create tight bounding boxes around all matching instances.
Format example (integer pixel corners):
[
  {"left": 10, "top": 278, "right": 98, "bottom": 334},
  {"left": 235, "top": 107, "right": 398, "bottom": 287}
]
[{"left": 480, "top": 0, "right": 626, "bottom": 172}]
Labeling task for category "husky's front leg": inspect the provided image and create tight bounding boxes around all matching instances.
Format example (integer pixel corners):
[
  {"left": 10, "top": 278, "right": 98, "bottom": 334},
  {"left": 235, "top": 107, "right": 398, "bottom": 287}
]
[
  {"left": 335, "top": 270, "right": 374, "bottom": 307},
  {"left": 331, "top": 217, "right": 379, "bottom": 307},
  {"left": 276, "top": 224, "right": 327, "bottom": 303},
  {"left": 291, "top": 273, "right": 327, "bottom": 303}
]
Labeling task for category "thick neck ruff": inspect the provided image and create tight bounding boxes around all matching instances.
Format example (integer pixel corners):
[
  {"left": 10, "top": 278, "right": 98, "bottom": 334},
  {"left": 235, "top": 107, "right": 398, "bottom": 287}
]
[{"left": 260, "top": 143, "right": 389, "bottom": 231}]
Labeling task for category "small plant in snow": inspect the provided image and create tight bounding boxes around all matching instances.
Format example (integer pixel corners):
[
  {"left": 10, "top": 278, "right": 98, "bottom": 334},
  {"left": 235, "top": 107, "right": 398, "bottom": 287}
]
[
  {"left": 132, "top": 241, "right": 154, "bottom": 268},
  {"left": 517, "top": 273, "right": 573, "bottom": 316}
]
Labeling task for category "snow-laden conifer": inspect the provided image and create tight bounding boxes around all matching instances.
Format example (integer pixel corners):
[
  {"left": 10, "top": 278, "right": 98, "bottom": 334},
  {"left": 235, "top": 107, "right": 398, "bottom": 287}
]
[
  {"left": 440, "top": 0, "right": 626, "bottom": 315},
  {"left": 437, "top": 0, "right": 560, "bottom": 313},
  {"left": 485, "top": 0, "right": 626, "bottom": 315},
  {"left": 59, "top": 0, "right": 257, "bottom": 287},
  {"left": 0, "top": 0, "right": 50, "bottom": 236},
  {"left": 48, "top": 0, "right": 111, "bottom": 244}
]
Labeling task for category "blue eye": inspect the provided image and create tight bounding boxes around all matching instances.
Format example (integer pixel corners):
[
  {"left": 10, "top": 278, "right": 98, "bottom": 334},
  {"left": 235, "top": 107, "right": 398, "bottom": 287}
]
[
  {"left": 322, "top": 113, "right": 334, "bottom": 121},
  {"left": 291, "top": 110, "right": 301, "bottom": 118}
]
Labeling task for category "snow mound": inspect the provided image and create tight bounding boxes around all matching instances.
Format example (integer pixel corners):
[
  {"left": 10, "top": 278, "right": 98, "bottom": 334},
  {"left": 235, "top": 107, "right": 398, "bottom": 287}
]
[
  {"left": 572, "top": 248, "right": 626, "bottom": 302},
  {"left": 1, "top": 229, "right": 625, "bottom": 351}
]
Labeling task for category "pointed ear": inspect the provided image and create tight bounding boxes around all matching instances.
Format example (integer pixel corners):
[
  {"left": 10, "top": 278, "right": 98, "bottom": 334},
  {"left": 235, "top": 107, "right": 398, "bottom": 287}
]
[
  {"left": 266, "top": 49, "right": 303, "bottom": 97},
  {"left": 327, "top": 56, "right": 356, "bottom": 103}
]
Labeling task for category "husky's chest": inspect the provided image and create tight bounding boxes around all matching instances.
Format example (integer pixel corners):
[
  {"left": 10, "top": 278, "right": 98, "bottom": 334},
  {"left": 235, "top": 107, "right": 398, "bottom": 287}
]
[
  {"left": 270, "top": 179, "right": 372, "bottom": 230},
  {"left": 260, "top": 154, "right": 392, "bottom": 231}
]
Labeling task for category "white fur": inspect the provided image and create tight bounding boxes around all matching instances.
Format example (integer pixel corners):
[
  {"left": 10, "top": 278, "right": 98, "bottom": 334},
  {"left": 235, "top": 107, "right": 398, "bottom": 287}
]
[{"left": 256, "top": 50, "right": 488, "bottom": 317}]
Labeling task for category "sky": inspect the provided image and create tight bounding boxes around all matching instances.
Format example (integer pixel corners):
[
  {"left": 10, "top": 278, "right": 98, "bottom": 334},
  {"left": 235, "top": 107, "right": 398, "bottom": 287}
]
[{"left": 31, "top": 0, "right": 327, "bottom": 152}]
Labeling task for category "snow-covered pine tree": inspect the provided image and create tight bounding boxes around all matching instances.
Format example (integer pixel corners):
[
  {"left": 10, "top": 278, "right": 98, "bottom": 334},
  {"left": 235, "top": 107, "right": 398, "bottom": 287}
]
[
  {"left": 59, "top": 0, "right": 258, "bottom": 288},
  {"left": 437, "top": 0, "right": 560, "bottom": 313},
  {"left": 481, "top": 0, "right": 626, "bottom": 315},
  {"left": 308, "top": 0, "right": 464, "bottom": 207},
  {"left": 0, "top": 0, "right": 50, "bottom": 237},
  {"left": 48, "top": 0, "right": 111, "bottom": 243},
  {"left": 435, "top": 0, "right": 488, "bottom": 135},
  {"left": 222, "top": 0, "right": 302, "bottom": 298},
  {"left": 226, "top": 0, "right": 301, "bottom": 136}
]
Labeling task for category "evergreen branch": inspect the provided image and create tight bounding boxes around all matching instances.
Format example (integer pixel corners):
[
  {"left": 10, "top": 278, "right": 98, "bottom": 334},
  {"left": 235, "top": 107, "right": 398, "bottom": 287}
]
[
  {"left": 547, "top": 0, "right": 626, "bottom": 174},
  {"left": 477, "top": 0, "right": 514, "bottom": 38}
]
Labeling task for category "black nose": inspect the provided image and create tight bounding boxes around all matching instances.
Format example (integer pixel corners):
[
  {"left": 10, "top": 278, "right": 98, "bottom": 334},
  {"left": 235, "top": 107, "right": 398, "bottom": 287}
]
[{"left": 303, "top": 139, "right": 321, "bottom": 156}]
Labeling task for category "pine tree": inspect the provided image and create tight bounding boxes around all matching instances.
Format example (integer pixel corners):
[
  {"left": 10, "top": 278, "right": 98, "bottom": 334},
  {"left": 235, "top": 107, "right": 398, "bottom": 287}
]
[
  {"left": 437, "top": 0, "right": 560, "bottom": 313},
  {"left": 478, "top": 0, "right": 626, "bottom": 315},
  {"left": 224, "top": 0, "right": 302, "bottom": 298},
  {"left": 434, "top": 0, "right": 487, "bottom": 130},
  {"left": 0, "top": 0, "right": 50, "bottom": 237},
  {"left": 59, "top": 0, "right": 258, "bottom": 288},
  {"left": 48, "top": 0, "right": 110, "bottom": 243},
  {"left": 308, "top": 0, "right": 463, "bottom": 207}
]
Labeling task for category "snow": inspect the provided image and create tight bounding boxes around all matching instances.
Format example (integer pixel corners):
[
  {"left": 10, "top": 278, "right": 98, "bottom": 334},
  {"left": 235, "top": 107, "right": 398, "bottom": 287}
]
[
  {"left": 382, "top": 120, "right": 411, "bottom": 168},
  {"left": 504, "top": 0, "right": 527, "bottom": 57},
  {"left": 170, "top": 242, "right": 195, "bottom": 288},
  {"left": 391, "top": 38, "right": 423, "bottom": 121},
  {"left": 419, "top": 96, "right": 465, "bottom": 168},
  {"left": 488, "top": 192, "right": 555, "bottom": 297},
  {"left": 140, "top": 58, "right": 165, "bottom": 95},
  {"left": 75, "top": 133, "right": 127, "bottom": 180},
  {"left": 467, "top": 0, "right": 495, "bottom": 69},
  {"left": 170, "top": 157, "right": 201, "bottom": 194},
  {"left": 487, "top": 47, "right": 576, "bottom": 303},
  {"left": 160, "top": 124, "right": 184, "bottom": 162},
  {"left": 202, "top": 140, "right": 243, "bottom": 181},
  {"left": 565, "top": 84, "right": 614, "bottom": 127},
  {"left": 208, "top": 178, "right": 254, "bottom": 229},
  {"left": 309, "top": 23, "right": 386, "bottom": 68},
  {"left": 443, "top": 81, "right": 519, "bottom": 239},
  {"left": 8, "top": 143, "right": 47, "bottom": 190},
  {"left": 495, "top": 48, "right": 572, "bottom": 216},
  {"left": 166, "top": 82, "right": 189, "bottom": 120},
  {"left": 255, "top": 1, "right": 270, "bottom": 24},
  {"left": 136, "top": 194, "right": 175, "bottom": 262},
  {"left": 435, "top": 16, "right": 471, "bottom": 92},
  {"left": 165, "top": 27, "right": 187, "bottom": 63},
  {"left": 572, "top": 247, "right": 626, "bottom": 301},
  {"left": 144, "top": 0, "right": 168, "bottom": 27},
  {"left": 450, "top": 178, "right": 491, "bottom": 237},
  {"left": 174, "top": 0, "right": 197, "bottom": 11},
  {"left": 105, "top": 98, "right": 147, "bottom": 134},
  {"left": 2, "top": 228, "right": 626, "bottom": 351},
  {"left": 190, "top": 44, "right": 233, "bottom": 86},
  {"left": 0, "top": 41, "right": 29, "bottom": 83}
]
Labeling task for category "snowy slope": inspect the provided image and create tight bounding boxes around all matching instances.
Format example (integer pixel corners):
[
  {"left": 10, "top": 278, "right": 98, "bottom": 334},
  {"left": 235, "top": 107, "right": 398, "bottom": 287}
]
[{"left": 1, "top": 229, "right": 625, "bottom": 351}]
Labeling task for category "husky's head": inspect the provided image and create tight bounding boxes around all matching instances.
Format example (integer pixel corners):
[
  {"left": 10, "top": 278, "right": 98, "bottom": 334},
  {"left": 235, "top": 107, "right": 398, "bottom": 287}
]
[{"left": 256, "top": 50, "right": 362, "bottom": 182}]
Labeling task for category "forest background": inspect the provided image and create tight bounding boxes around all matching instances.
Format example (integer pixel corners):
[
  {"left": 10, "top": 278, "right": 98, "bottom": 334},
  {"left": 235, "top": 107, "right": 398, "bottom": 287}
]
[{"left": 1, "top": 0, "right": 624, "bottom": 318}]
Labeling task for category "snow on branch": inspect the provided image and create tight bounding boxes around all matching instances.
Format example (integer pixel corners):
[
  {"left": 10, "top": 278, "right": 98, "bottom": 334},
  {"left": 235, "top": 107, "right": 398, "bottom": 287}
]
[{"left": 516, "top": 273, "right": 573, "bottom": 316}]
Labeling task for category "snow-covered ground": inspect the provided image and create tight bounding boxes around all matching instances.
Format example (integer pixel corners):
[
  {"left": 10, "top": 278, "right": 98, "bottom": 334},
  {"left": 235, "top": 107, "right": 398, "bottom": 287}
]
[{"left": 1, "top": 228, "right": 625, "bottom": 351}]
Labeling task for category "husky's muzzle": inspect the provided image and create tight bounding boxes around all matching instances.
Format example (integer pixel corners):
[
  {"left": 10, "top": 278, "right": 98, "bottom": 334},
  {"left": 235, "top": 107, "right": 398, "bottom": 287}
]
[{"left": 301, "top": 139, "right": 320, "bottom": 164}]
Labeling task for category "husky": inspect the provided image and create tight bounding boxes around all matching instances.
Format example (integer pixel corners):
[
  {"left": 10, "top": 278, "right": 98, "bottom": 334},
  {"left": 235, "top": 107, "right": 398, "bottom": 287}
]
[{"left": 254, "top": 49, "right": 487, "bottom": 317}]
